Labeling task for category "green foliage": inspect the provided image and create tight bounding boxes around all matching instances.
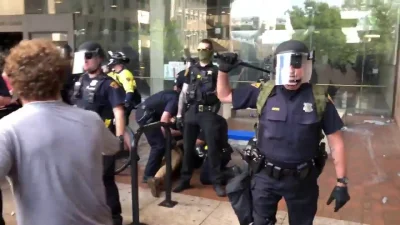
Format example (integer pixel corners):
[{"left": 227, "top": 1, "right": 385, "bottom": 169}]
[
  {"left": 288, "top": 0, "right": 398, "bottom": 65},
  {"left": 367, "top": 0, "right": 397, "bottom": 63},
  {"left": 288, "top": 2, "right": 353, "bottom": 64},
  {"left": 129, "top": 19, "right": 183, "bottom": 62}
]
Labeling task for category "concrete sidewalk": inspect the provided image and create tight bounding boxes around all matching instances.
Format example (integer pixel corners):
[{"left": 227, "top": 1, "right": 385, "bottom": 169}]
[{"left": 0, "top": 182, "right": 367, "bottom": 225}]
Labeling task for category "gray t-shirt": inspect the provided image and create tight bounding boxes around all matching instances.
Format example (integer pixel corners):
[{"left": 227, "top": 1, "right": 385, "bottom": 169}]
[{"left": 0, "top": 101, "right": 120, "bottom": 225}]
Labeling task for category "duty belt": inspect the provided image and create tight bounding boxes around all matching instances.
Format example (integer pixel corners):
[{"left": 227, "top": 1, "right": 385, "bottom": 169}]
[
  {"left": 196, "top": 104, "right": 218, "bottom": 113},
  {"left": 260, "top": 159, "right": 315, "bottom": 180}
]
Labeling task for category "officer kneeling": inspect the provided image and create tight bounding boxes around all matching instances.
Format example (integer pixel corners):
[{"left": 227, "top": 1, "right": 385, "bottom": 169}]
[{"left": 216, "top": 40, "right": 350, "bottom": 225}]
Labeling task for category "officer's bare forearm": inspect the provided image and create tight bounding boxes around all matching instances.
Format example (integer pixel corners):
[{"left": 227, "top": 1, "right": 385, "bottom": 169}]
[
  {"left": 171, "top": 129, "right": 181, "bottom": 136},
  {"left": 113, "top": 105, "right": 125, "bottom": 136},
  {"left": 177, "top": 84, "right": 188, "bottom": 117},
  {"left": 0, "top": 96, "right": 11, "bottom": 107},
  {"left": 217, "top": 71, "right": 233, "bottom": 103},
  {"left": 327, "top": 131, "right": 347, "bottom": 179}
]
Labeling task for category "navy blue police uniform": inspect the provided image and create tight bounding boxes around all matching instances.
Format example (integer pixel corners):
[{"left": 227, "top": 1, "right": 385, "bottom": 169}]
[
  {"left": 71, "top": 41, "right": 126, "bottom": 225},
  {"left": 195, "top": 114, "right": 235, "bottom": 185},
  {"left": 135, "top": 90, "right": 179, "bottom": 181},
  {"left": 72, "top": 73, "right": 126, "bottom": 223},
  {"left": 0, "top": 75, "right": 11, "bottom": 114},
  {"left": 231, "top": 83, "right": 344, "bottom": 225},
  {"left": 174, "top": 62, "right": 225, "bottom": 196}
]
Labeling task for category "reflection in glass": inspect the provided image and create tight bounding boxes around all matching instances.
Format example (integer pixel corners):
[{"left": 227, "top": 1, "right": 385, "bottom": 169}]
[
  {"left": 225, "top": 0, "right": 399, "bottom": 116},
  {"left": 18, "top": 0, "right": 398, "bottom": 115}
]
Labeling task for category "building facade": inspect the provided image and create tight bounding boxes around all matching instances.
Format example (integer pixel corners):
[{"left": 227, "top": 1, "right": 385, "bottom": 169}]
[{"left": 0, "top": 0, "right": 399, "bottom": 117}]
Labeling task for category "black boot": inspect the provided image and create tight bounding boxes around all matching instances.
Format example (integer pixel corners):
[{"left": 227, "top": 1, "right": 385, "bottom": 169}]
[
  {"left": 173, "top": 181, "right": 191, "bottom": 193},
  {"left": 213, "top": 184, "right": 226, "bottom": 197}
]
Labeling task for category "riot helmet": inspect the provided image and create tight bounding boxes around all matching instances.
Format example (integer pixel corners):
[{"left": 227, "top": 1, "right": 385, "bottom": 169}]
[
  {"left": 107, "top": 51, "right": 130, "bottom": 67},
  {"left": 57, "top": 44, "right": 72, "bottom": 59},
  {"left": 273, "top": 40, "right": 314, "bottom": 86},
  {"left": 174, "top": 69, "right": 186, "bottom": 91},
  {"left": 72, "top": 41, "right": 105, "bottom": 74}
]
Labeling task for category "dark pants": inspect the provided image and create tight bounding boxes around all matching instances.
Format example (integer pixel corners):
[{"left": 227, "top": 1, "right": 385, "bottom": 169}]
[
  {"left": 103, "top": 124, "right": 121, "bottom": 224},
  {"left": 180, "top": 106, "right": 222, "bottom": 185},
  {"left": 200, "top": 153, "right": 231, "bottom": 185},
  {"left": 0, "top": 189, "right": 4, "bottom": 225},
  {"left": 103, "top": 155, "right": 122, "bottom": 224},
  {"left": 135, "top": 108, "right": 165, "bottom": 177},
  {"left": 251, "top": 168, "right": 319, "bottom": 225}
]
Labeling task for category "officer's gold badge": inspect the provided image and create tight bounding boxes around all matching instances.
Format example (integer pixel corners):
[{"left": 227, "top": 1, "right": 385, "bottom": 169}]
[
  {"left": 251, "top": 83, "right": 261, "bottom": 88},
  {"left": 110, "top": 81, "right": 119, "bottom": 89}
]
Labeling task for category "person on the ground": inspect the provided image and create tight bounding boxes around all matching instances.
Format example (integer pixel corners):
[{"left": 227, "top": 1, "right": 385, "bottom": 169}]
[
  {"left": 216, "top": 40, "right": 350, "bottom": 225},
  {"left": 0, "top": 39, "right": 126, "bottom": 225},
  {"left": 70, "top": 41, "right": 126, "bottom": 225},
  {"left": 107, "top": 51, "right": 141, "bottom": 124},
  {"left": 173, "top": 39, "right": 226, "bottom": 197}
]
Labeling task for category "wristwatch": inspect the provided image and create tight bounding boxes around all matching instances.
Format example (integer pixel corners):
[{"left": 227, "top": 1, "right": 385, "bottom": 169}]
[
  {"left": 118, "top": 135, "right": 124, "bottom": 142},
  {"left": 337, "top": 177, "right": 349, "bottom": 185}
]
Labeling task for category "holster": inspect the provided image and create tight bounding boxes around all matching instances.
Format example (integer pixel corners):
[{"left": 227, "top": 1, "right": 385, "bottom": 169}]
[
  {"left": 137, "top": 109, "right": 156, "bottom": 125},
  {"left": 314, "top": 143, "right": 328, "bottom": 176},
  {"left": 226, "top": 167, "right": 253, "bottom": 225}
]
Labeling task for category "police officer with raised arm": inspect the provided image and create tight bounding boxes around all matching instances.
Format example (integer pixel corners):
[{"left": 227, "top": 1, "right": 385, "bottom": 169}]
[
  {"left": 173, "top": 39, "right": 226, "bottom": 197},
  {"left": 71, "top": 41, "right": 126, "bottom": 225},
  {"left": 216, "top": 40, "right": 350, "bottom": 225}
]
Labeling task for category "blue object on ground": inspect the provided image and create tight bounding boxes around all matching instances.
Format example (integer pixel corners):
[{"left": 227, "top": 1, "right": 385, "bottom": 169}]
[{"left": 228, "top": 130, "right": 255, "bottom": 141}]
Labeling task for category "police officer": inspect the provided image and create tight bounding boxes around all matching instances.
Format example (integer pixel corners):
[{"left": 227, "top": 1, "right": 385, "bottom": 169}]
[
  {"left": 194, "top": 115, "right": 239, "bottom": 186},
  {"left": 173, "top": 39, "right": 226, "bottom": 197},
  {"left": 71, "top": 41, "right": 126, "bottom": 225},
  {"left": 107, "top": 51, "right": 141, "bottom": 123},
  {"left": 135, "top": 84, "right": 182, "bottom": 183},
  {"left": 216, "top": 40, "right": 350, "bottom": 225}
]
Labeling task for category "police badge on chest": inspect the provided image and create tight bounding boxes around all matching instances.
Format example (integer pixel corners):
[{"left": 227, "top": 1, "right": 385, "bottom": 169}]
[{"left": 303, "top": 102, "right": 313, "bottom": 113}]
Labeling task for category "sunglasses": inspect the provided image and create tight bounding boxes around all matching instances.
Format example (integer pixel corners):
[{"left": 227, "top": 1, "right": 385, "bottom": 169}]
[{"left": 84, "top": 50, "right": 99, "bottom": 60}]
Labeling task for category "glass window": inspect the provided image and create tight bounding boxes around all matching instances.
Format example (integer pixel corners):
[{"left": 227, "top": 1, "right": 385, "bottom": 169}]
[
  {"left": 222, "top": 0, "right": 400, "bottom": 116},
  {"left": 124, "top": 0, "right": 130, "bottom": 8},
  {"left": 66, "top": 0, "right": 399, "bottom": 116},
  {"left": 25, "top": 0, "right": 48, "bottom": 14}
]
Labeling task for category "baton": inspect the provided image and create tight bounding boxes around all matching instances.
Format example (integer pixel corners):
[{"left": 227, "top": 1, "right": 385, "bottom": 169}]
[{"left": 214, "top": 53, "right": 271, "bottom": 74}]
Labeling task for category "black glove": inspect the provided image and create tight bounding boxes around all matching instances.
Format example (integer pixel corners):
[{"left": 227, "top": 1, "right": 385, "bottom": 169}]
[
  {"left": 118, "top": 135, "right": 125, "bottom": 151},
  {"left": 171, "top": 138, "right": 177, "bottom": 148},
  {"left": 326, "top": 186, "right": 350, "bottom": 212},
  {"left": 217, "top": 53, "right": 241, "bottom": 73},
  {"left": 176, "top": 116, "right": 184, "bottom": 131}
]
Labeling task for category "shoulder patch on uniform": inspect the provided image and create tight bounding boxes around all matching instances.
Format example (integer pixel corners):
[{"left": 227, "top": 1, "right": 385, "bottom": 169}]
[
  {"left": 110, "top": 81, "right": 119, "bottom": 89},
  {"left": 251, "top": 83, "right": 261, "bottom": 88}
]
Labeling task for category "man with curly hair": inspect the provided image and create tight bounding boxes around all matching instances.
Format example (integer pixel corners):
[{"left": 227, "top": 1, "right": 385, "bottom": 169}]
[{"left": 0, "top": 39, "right": 123, "bottom": 225}]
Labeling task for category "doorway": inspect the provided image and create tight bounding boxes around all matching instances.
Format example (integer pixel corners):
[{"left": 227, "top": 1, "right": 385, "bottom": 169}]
[{"left": 0, "top": 32, "right": 23, "bottom": 52}]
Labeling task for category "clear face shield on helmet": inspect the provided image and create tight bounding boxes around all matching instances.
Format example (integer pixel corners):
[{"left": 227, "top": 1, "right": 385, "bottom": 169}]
[
  {"left": 72, "top": 49, "right": 103, "bottom": 74},
  {"left": 274, "top": 50, "right": 314, "bottom": 86}
]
